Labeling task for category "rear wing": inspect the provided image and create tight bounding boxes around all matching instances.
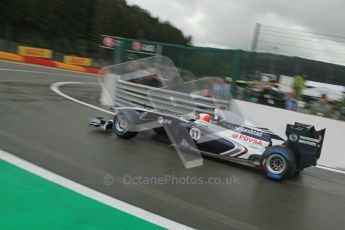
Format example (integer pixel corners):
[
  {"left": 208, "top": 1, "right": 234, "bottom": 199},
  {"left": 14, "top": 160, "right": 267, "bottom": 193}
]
[{"left": 285, "top": 122, "right": 326, "bottom": 169}]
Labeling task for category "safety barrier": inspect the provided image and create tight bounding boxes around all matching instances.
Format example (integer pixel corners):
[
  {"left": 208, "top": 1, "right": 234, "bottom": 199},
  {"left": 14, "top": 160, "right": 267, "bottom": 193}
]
[
  {"left": 0, "top": 51, "right": 23, "bottom": 62},
  {"left": 84, "top": 67, "right": 100, "bottom": 74},
  {"left": 63, "top": 56, "right": 92, "bottom": 66},
  {"left": 23, "top": 56, "right": 56, "bottom": 67},
  {"left": 54, "top": 62, "right": 85, "bottom": 72},
  {"left": 0, "top": 51, "right": 100, "bottom": 74},
  {"left": 18, "top": 46, "right": 52, "bottom": 59}
]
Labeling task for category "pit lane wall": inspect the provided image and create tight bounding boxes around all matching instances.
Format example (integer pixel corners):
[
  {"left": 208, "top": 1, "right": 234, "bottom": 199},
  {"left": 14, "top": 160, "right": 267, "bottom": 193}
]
[
  {"left": 236, "top": 100, "right": 345, "bottom": 171},
  {"left": 0, "top": 51, "right": 100, "bottom": 74}
]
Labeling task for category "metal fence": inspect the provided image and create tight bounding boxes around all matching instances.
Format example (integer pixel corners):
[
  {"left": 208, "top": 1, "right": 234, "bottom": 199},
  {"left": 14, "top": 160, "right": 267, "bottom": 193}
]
[
  {"left": 110, "top": 36, "right": 345, "bottom": 86},
  {"left": 110, "top": 37, "right": 242, "bottom": 95},
  {"left": 109, "top": 36, "right": 344, "bottom": 121}
]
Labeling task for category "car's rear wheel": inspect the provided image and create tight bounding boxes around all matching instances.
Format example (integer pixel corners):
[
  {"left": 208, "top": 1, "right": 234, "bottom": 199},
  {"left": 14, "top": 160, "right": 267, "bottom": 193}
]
[
  {"left": 260, "top": 145, "right": 296, "bottom": 181},
  {"left": 113, "top": 111, "right": 138, "bottom": 139}
]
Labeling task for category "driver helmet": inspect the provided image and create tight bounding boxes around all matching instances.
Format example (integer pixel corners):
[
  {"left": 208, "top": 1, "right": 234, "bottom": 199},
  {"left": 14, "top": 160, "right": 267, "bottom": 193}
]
[{"left": 197, "top": 113, "right": 212, "bottom": 122}]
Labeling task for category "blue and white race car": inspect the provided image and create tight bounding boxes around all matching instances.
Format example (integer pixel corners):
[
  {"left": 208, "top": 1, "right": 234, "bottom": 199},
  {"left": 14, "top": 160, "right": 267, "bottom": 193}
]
[{"left": 89, "top": 56, "right": 326, "bottom": 181}]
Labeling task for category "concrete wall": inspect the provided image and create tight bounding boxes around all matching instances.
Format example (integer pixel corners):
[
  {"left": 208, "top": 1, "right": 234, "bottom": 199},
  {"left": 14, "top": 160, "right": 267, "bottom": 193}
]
[{"left": 236, "top": 100, "right": 345, "bottom": 170}]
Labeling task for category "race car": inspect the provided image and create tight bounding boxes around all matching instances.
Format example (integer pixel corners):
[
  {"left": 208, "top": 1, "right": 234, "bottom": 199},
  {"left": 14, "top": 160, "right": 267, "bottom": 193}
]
[{"left": 89, "top": 56, "right": 326, "bottom": 181}]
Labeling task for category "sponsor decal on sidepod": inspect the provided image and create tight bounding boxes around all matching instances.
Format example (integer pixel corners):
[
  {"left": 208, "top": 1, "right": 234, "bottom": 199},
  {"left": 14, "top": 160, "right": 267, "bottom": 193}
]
[
  {"left": 236, "top": 127, "right": 263, "bottom": 137},
  {"left": 233, "top": 133, "right": 263, "bottom": 146}
]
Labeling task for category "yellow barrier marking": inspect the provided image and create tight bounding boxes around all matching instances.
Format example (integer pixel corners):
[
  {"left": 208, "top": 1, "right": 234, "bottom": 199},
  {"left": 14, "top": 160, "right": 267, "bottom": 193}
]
[{"left": 0, "top": 52, "right": 23, "bottom": 62}]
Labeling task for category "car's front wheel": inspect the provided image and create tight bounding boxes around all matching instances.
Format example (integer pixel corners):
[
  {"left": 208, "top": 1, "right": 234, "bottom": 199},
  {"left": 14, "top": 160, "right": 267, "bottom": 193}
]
[
  {"left": 260, "top": 145, "right": 296, "bottom": 181},
  {"left": 113, "top": 111, "right": 138, "bottom": 139}
]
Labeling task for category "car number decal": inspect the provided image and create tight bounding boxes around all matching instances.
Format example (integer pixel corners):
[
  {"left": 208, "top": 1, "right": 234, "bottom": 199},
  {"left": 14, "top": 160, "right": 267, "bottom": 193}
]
[{"left": 190, "top": 127, "right": 201, "bottom": 140}]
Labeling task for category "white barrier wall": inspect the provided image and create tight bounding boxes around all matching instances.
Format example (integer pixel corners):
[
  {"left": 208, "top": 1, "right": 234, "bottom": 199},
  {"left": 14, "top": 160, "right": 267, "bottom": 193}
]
[
  {"left": 236, "top": 100, "right": 345, "bottom": 170},
  {"left": 99, "top": 81, "right": 344, "bottom": 170}
]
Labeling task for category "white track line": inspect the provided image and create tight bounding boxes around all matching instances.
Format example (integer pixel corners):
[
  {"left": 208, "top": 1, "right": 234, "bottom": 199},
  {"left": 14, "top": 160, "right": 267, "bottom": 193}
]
[
  {"left": 50, "top": 81, "right": 345, "bottom": 176},
  {"left": 50, "top": 82, "right": 115, "bottom": 115},
  {"left": 316, "top": 165, "right": 345, "bottom": 175},
  {"left": 0, "top": 149, "right": 192, "bottom": 230}
]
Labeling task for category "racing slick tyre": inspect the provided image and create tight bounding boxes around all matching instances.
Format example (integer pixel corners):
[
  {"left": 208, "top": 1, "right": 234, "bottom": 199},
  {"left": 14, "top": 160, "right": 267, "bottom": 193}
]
[
  {"left": 260, "top": 145, "right": 296, "bottom": 181},
  {"left": 113, "top": 111, "right": 138, "bottom": 139}
]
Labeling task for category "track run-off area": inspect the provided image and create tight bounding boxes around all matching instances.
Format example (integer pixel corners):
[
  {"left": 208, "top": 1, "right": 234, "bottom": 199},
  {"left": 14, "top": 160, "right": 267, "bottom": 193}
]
[{"left": 1, "top": 60, "right": 345, "bottom": 230}]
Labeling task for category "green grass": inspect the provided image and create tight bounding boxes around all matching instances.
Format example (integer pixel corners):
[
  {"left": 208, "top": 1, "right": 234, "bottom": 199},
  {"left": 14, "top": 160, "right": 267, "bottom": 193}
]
[{"left": 0, "top": 160, "right": 164, "bottom": 230}]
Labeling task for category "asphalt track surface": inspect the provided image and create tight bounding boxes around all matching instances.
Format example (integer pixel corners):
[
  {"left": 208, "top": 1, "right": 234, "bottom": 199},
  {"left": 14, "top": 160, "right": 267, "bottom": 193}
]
[{"left": 1, "top": 60, "right": 345, "bottom": 230}]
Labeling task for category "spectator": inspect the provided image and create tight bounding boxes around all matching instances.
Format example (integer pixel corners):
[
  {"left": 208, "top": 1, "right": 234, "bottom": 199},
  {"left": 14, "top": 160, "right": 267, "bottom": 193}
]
[
  {"left": 285, "top": 92, "right": 297, "bottom": 111},
  {"left": 310, "top": 93, "right": 332, "bottom": 117},
  {"left": 262, "top": 80, "right": 278, "bottom": 105},
  {"left": 207, "top": 79, "right": 231, "bottom": 110},
  {"left": 249, "top": 81, "right": 262, "bottom": 103},
  {"left": 209, "top": 79, "right": 231, "bottom": 101},
  {"left": 339, "top": 95, "right": 345, "bottom": 121},
  {"left": 329, "top": 100, "right": 341, "bottom": 120}
]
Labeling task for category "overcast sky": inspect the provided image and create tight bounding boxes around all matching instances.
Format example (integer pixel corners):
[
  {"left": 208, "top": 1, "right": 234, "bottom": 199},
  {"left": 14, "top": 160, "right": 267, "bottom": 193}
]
[{"left": 126, "top": 0, "right": 345, "bottom": 65}]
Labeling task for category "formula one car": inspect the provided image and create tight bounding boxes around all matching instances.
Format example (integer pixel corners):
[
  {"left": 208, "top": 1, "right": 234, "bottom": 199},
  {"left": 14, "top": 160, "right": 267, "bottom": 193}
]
[{"left": 89, "top": 56, "right": 326, "bottom": 181}]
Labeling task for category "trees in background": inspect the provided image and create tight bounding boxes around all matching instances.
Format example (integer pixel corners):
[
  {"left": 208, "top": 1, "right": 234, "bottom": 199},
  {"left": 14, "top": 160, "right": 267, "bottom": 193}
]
[
  {"left": 0, "top": 0, "right": 192, "bottom": 56},
  {"left": 293, "top": 75, "right": 305, "bottom": 101}
]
